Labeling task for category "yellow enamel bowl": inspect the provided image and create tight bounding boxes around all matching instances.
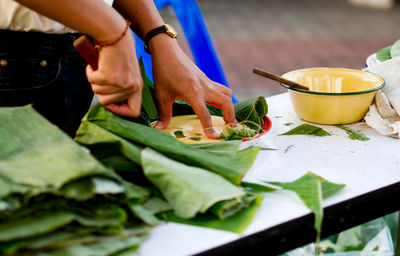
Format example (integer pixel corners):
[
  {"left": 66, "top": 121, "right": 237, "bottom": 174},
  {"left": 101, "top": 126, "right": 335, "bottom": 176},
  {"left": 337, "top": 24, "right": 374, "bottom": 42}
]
[{"left": 280, "top": 68, "right": 385, "bottom": 124}]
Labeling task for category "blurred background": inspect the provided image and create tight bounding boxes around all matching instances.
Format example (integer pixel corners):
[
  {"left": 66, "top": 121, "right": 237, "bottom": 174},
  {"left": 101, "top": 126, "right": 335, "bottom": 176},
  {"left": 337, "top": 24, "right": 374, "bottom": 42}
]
[{"left": 160, "top": 0, "right": 400, "bottom": 100}]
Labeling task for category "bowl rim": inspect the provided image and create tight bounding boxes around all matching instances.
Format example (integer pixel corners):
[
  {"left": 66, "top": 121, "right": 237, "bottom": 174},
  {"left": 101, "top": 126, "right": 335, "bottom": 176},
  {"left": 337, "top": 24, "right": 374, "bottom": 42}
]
[{"left": 280, "top": 67, "right": 385, "bottom": 96}]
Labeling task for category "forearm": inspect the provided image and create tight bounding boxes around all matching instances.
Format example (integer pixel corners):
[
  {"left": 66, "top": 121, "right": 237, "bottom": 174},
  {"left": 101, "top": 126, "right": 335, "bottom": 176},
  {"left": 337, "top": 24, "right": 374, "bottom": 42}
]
[
  {"left": 14, "top": 0, "right": 126, "bottom": 42},
  {"left": 113, "top": 0, "right": 164, "bottom": 40}
]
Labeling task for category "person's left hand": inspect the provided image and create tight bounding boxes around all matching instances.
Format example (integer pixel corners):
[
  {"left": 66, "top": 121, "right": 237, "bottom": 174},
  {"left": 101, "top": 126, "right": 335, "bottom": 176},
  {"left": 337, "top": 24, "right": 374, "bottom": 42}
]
[{"left": 149, "top": 35, "right": 237, "bottom": 139}]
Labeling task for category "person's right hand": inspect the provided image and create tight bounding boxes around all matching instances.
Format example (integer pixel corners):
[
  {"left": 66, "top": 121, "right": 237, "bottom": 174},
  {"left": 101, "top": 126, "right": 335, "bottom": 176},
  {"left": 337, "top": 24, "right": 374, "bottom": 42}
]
[{"left": 86, "top": 30, "right": 143, "bottom": 117}]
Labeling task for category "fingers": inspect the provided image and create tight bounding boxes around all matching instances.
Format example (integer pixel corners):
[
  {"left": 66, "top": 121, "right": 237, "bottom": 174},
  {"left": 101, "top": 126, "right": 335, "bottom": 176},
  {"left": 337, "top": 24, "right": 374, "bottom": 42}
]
[
  {"left": 211, "top": 82, "right": 232, "bottom": 98},
  {"left": 190, "top": 100, "right": 220, "bottom": 139},
  {"left": 104, "top": 91, "right": 142, "bottom": 117},
  {"left": 91, "top": 83, "right": 134, "bottom": 95},
  {"left": 154, "top": 96, "right": 174, "bottom": 130},
  {"left": 207, "top": 83, "right": 237, "bottom": 127},
  {"left": 97, "top": 91, "right": 132, "bottom": 106}
]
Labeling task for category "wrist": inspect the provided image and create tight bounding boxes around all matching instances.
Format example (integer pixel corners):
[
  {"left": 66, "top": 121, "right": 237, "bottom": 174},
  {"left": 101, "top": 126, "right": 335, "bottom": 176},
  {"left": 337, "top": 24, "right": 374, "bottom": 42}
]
[
  {"left": 94, "top": 19, "right": 131, "bottom": 51},
  {"left": 148, "top": 33, "right": 179, "bottom": 51},
  {"left": 144, "top": 24, "right": 178, "bottom": 54},
  {"left": 91, "top": 16, "right": 127, "bottom": 43}
]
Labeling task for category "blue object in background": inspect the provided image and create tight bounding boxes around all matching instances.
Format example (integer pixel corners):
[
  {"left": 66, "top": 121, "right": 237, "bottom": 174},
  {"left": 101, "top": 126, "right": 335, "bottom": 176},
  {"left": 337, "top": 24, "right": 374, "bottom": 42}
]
[{"left": 134, "top": 0, "right": 238, "bottom": 103}]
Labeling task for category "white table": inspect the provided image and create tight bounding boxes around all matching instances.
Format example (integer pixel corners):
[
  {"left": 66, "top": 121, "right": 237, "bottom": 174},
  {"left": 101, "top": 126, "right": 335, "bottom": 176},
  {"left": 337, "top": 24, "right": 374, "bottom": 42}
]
[{"left": 137, "top": 93, "right": 400, "bottom": 256}]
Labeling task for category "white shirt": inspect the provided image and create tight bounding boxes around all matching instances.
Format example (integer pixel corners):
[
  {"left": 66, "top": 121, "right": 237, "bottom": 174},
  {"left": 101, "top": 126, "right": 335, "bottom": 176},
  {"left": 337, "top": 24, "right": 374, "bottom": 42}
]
[{"left": 0, "top": 0, "right": 114, "bottom": 34}]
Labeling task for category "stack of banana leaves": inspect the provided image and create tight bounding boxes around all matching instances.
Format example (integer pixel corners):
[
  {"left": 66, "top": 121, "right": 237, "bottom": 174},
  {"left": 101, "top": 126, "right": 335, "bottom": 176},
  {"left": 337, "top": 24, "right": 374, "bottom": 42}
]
[
  {"left": 0, "top": 62, "right": 269, "bottom": 255},
  {"left": 0, "top": 106, "right": 152, "bottom": 256}
]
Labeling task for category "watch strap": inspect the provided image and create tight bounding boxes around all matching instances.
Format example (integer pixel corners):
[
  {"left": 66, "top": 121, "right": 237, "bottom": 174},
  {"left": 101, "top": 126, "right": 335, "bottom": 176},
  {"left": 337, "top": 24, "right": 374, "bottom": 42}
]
[{"left": 144, "top": 24, "right": 177, "bottom": 54}]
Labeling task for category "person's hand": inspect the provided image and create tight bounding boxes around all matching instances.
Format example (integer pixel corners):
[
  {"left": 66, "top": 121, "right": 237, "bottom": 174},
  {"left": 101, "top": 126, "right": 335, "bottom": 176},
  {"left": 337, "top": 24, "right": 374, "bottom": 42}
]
[
  {"left": 149, "top": 35, "right": 237, "bottom": 138},
  {"left": 86, "top": 30, "right": 143, "bottom": 117}
]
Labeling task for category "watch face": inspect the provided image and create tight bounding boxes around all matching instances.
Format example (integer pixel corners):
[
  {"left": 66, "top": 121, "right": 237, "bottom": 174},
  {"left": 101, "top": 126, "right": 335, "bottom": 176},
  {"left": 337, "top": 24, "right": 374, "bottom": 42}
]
[{"left": 165, "top": 24, "right": 178, "bottom": 38}]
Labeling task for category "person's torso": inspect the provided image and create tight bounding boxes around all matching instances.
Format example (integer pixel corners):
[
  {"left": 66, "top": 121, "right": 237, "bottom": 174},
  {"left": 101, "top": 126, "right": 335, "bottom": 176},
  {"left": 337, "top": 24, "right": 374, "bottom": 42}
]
[{"left": 0, "top": 0, "right": 114, "bottom": 34}]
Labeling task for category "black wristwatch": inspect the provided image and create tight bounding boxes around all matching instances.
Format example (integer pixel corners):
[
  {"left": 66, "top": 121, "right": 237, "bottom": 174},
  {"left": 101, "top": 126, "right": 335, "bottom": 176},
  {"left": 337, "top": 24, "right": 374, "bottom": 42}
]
[{"left": 144, "top": 24, "right": 178, "bottom": 54}]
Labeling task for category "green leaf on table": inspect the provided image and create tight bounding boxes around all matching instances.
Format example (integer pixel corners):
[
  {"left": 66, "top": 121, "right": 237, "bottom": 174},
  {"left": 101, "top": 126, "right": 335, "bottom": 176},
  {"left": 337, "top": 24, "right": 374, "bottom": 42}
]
[
  {"left": 334, "top": 124, "right": 369, "bottom": 141},
  {"left": 234, "top": 97, "right": 268, "bottom": 132},
  {"left": 265, "top": 172, "right": 345, "bottom": 245},
  {"left": 280, "top": 124, "right": 331, "bottom": 137},
  {"left": 209, "top": 194, "right": 258, "bottom": 219},
  {"left": 141, "top": 148, "right": 245, "bottom": 219},
  {"left": 388, "top": 135, "right": 400, "bottom": 139},
  {"left": 390, "top": 39, "right": 400, "bottom": 59},
  {"left": 260, "top": 147, "right": 278, "bottom": 151},
  {"left": 376, "top": 45, "right": 392, "bottom": 62},
  {"left": 284, "top": 122, "right": 294, "bottom": 126},
  {"left": 162, "top": 195, "right": 263, "bottom": 233},
  {"left": 241, "top": 181, "right": 276, "bottom": 194},
  {"left": 284, "top": 145, "right": 295, "bottom": 153}
]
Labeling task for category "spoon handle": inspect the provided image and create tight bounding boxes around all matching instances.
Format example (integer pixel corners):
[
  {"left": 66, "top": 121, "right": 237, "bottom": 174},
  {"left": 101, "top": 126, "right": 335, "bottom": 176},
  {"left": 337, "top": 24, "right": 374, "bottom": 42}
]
[{"left": 253, "top": 67, "right": 309, "bottom": 91}]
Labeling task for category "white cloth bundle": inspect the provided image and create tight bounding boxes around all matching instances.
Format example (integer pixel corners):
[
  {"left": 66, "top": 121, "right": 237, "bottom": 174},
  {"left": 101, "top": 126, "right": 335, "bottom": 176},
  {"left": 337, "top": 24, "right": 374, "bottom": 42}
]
[{"left": 363, "top": 57, "right": 400, "bottom": 138}]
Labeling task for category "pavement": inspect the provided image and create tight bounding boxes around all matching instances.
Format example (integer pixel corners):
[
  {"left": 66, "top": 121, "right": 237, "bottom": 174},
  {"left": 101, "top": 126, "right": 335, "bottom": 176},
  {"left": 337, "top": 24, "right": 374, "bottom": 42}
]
[{"left": 160, "top": 0, "right": 400, "bottom": 100}]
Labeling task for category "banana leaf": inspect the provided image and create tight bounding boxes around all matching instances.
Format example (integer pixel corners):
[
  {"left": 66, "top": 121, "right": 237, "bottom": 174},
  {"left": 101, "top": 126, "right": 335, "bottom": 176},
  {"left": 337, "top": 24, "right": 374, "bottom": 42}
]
[
  {"left": 80, "top": 105, "right": 260, "bottom": 185},
  {"left": 209, "top": 194, "right": 258, "bottom": 219},
  {"left": 265, "top": 172, "right": 345, "bottom": 247},
  {"left": 0, "top": 106, "right": 113, "bottom": 190},
  {"left": 36, "top": 234, "right": 149, "bottom": 256},
  {"left": 233, "top": 97, "right": 268, "bottom": 131},
  {"left": 141, "top": 148, "right": 245, "bottom": 219},
  {"left": 138, "top": 57, "right": 158, "bottom": 122},
  {"left": 162, "top": 195, "right": 263, "bottom": 234},
  {"left": 0, "top": 174, "right": 31, "bottom": 199},
  {"left": 334, "top": 124, "right": 369, "bottom": 141},
  {"left": 188, "top": 140, "right": 241, "bottom": 156},
  {"left": 141, "top": 197, "right": 172, "bottom": 214},
  {"left": 280, "top": 124, "right": 331, "bottom": 137},
  {"left": 75, "top": 121, "right": 142, "bottom": 165}
]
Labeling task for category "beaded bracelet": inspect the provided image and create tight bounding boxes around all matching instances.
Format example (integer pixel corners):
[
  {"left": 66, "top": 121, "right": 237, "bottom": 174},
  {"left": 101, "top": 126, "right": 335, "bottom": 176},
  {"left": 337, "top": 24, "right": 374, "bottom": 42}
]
[{"left": 94, "top": 19, "right": 131, "bottom": 51}]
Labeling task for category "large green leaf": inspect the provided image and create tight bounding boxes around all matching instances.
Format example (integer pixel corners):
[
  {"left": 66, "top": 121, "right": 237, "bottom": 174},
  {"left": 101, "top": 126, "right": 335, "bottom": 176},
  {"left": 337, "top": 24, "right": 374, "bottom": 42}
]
[
  {"left": 162, "top": 195, "right": 263, "bottom": 233},
  {"left": 0, "top": 174, "right": 31, "bottom": 199},
  {"left": 390, "top": 39, "right": 400, "bottom": 59},
  {"left": 83, "top": 105, "right": 259, "bottom": 185},
  {"left": 0, "top": 106, "right": 112, "bottom": 190},
  {"left": 266, "top": 172, "right": 345, "bottom": 245},
  {"left": 141, "top": 148, "right": 245, "bottom": 219},
  {"left": 234, "top": 97, "right": 268, "bottom": 131},
  {"left": 0, "top": 211, "right": 76, "bottom": 242},
  {"left": 75, "top": 121, "right": 142, "bottom": 165}
]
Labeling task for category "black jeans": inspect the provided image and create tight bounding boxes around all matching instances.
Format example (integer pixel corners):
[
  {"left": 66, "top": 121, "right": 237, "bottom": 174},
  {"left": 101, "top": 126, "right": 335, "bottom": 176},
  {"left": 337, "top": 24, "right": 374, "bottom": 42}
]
[{"left": 0, "top": 29, "right": 93, "bottom": 137}]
